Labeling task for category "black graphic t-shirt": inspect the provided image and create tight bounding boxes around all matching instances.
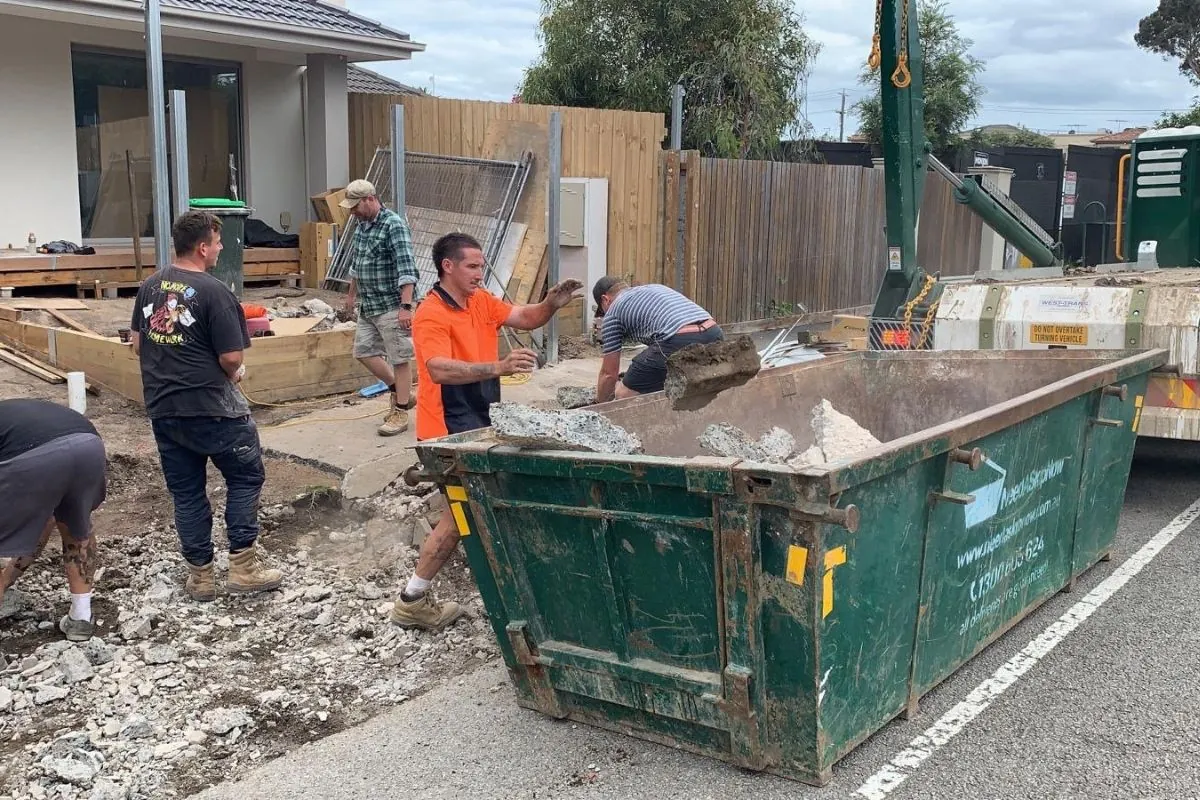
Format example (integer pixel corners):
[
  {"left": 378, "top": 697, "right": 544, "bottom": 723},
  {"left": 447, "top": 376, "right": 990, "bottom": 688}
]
[{"left": 131, "top": 265, "right": 252, "bottom": 419}]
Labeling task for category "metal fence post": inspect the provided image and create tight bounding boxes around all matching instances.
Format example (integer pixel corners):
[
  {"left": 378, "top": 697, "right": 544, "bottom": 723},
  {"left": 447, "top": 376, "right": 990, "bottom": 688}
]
[
  {"left": 670, "top": 84, "right": 684, "bottom": 151},
  {"left": 391, "top": 104, "right": 406, "bottom": 214},
  {"left": 547, "top": 111, "right": 562, "bottom": 365},
  {"left": 145, "top": 0, "right": 172, "bottom": 270},
  {"left": 168, "top": 90, "right": 189, "bottom": 218}
]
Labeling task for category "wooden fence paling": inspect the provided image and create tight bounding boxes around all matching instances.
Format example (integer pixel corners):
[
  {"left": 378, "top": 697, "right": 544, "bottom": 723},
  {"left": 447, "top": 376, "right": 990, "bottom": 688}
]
[
  {"left": 349, "top": 94, "right": 668, "bottom": 287},
  {"left": 677, "top": 154, "right": 985, "bottom": 323}
]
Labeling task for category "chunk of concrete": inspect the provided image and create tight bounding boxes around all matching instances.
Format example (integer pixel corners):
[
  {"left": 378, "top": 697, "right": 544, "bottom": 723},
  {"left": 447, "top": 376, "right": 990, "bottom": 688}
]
[
  {"left": 342, "top": 454, "right": 410, "bottom": 499},
  {"left": 698, "top": 424, "right": 795, "bottom": 464},
  {"left": 664, "top": 335, "right": 761, "bottom": 407},
  {"left": 556, "top": 385, "right": 597, "bottom": 409},
  {"left": 490, "top": 403, "right": 642, "bottom": 455},
  {"left": 811, "top": 399, "right": 881, "bottom": 463}
]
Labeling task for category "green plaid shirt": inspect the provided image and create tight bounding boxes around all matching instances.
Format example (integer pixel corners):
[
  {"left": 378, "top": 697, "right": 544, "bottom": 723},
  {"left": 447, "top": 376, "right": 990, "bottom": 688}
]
[{"left": 349, "top": 207, "right": 419, "bottom": 318}]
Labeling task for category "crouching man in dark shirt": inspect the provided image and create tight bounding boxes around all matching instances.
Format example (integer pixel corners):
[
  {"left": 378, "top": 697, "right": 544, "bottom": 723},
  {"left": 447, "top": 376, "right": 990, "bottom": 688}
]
[
  {"left": 0, "top": 399, "right": 106, "bottom": 641},
  {"left": 131, "top": 210, "right": 283, "bottom": 602}
]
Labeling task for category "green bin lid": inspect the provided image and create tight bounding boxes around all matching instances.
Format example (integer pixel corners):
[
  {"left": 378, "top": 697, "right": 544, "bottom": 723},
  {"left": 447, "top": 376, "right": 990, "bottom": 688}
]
[{"left": 189, "top": 198, "right": 247, "bottom": 208}]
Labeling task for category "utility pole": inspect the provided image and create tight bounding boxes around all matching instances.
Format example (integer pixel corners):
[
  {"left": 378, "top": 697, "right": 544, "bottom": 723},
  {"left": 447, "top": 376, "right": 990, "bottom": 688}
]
[{"left": 837, "top": 89, "right": 848, "bottom": 142}]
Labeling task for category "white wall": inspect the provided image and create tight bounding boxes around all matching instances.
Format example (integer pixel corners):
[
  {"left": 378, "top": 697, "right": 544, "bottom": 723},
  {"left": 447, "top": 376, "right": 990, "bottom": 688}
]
[
  {"left": 243, "top": 61, "right": 307, "bottom": 234},
  {"left": 0, "top": 20, "right": 80, "bottom": 248},
  {"left": 0, "top": 15, "right": 311, "bottom": 247}
]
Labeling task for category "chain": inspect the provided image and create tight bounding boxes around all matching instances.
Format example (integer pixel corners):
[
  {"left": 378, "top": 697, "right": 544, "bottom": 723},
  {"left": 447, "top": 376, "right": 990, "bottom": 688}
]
[
  {"left": 891, "top": 0, "right": 912, "bottom": 88},
  {"left": 868, "top": 0, "right": 883, "bottom": 69},
  {"left": 901, "top": 273, "right": 935, "bottom": 332},
  {"left": 917, "top": 298, "right": 940, "bottom": 349}
]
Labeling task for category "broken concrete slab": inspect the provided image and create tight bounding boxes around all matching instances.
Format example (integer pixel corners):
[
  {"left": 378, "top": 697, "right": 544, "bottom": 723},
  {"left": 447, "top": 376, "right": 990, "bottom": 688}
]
[
  {"left": 490, "top": 402, "right": 643, "bottom": 455},
  {"left": 555, "top": 385, "right": 597, "bottom": 409},
  {"left": 811, "top": 399, "right": 881, "bottom": 463},
  {"left": 664, "top": 335, "right": 761, "bottom": 409},
  {"left": 341, "top": 452, "right": 415, "bottom": 500},
  {"left": 698, "top": 424, "right": 796, "bottom": 464}
]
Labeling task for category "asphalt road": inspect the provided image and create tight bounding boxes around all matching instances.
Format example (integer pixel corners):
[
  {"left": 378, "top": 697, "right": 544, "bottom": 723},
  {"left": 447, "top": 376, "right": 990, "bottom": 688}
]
[{"left": 190, "top": 439, "right": 1200, "bottom": 800}]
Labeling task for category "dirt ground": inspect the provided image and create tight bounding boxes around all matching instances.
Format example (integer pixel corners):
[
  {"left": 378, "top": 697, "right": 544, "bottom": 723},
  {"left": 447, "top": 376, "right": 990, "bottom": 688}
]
[{"left": 0, "top": 352, "right": 495, "bottom": 799}]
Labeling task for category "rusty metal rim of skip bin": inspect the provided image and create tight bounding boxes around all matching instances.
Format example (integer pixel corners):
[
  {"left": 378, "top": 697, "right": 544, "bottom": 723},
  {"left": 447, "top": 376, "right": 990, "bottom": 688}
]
[{"left": 416, "top": 348, "right": 1168, "bottom": 528}]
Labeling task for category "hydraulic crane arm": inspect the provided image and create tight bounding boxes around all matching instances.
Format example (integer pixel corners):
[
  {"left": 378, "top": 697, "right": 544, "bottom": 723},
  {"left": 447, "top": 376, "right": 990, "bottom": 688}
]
[{"left": 869, "top": 0, "right": 1062, "bottom": 322}]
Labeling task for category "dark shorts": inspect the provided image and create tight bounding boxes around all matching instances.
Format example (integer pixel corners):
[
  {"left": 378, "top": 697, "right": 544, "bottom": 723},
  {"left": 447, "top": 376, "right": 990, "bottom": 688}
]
[
  {"left": 0, "top": 432, "right": 107, "bottom": 557},
  {"left": 622, "top": 326, "right": 724, "bottom": 395}
]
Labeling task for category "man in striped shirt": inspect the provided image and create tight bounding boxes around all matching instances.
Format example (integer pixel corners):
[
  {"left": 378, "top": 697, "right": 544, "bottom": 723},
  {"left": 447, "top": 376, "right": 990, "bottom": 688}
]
[{"left": 592, "top": 277, "right": 723, "bottom": 402}]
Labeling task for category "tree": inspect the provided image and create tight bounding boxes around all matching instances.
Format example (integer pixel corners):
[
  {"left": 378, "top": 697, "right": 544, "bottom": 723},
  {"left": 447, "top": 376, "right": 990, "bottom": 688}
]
[
  {"left": 1158, "top": 102, "right": 1200, "bottom": 127},
  {"left": 1136, "top": 0, "right": 1200, "bottom": 84},
  {"left": 966, "top": 126, "right": 1056, "bottom": 149},
  {"left": 853, "top": 0, "right": 984, "bottom": 156},
  {"left": 517, "top": 0, "right": 821, "bottom": 158}
]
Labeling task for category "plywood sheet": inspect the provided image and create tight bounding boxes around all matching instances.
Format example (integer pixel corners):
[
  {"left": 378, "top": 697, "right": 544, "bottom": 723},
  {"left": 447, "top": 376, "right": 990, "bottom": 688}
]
[{"left": 269, "top": 317, "right": 324, "bottom": 336}]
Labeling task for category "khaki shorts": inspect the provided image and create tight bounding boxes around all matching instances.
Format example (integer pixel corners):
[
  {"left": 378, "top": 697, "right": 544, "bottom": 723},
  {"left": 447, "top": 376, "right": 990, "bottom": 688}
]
[{"left": 353, "top": 310, "right": 414, "bottom": 365}]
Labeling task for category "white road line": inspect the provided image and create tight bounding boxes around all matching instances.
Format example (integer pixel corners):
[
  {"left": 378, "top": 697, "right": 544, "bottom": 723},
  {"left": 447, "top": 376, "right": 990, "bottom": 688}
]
[{"left": 854, "top": 495, "right": 1200, "bottom": 800}]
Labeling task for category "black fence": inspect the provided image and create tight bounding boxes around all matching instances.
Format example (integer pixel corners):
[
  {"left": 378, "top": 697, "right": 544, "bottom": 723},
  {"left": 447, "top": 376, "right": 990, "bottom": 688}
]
[
  {"left": 949, "top": 145, "right": 1065, "bottom": 242},
  {"left": 1061, "top": 145, "right": 1125, "bottom": 265}
]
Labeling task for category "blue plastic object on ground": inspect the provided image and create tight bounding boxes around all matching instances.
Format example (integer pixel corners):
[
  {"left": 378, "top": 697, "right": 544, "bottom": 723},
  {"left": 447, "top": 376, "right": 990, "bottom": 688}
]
[{"left": 360, "top": 380, "right": 389, "bottom": 398}]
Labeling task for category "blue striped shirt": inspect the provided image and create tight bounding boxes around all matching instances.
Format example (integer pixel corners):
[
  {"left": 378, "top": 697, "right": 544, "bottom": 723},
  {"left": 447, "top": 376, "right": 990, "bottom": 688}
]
[{"left": 600, "top": 284, "right": 712, "bottom": 355}]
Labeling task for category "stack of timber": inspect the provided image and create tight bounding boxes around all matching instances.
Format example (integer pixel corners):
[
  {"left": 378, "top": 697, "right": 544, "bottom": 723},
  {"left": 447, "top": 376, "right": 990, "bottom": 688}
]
[{"left": 0, "top": 246, "right": 302, "bottom": 293}]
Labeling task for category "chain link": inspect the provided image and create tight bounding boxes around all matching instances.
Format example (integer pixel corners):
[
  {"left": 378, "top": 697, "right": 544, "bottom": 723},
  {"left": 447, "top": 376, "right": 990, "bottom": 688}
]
[{"left": 891, "top": 0, "right": 912, "bottom": 88}]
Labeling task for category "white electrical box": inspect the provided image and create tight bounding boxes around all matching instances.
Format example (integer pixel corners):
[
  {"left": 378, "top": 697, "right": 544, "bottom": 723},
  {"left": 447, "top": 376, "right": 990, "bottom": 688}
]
[{"left": 557, "top": 178, "right": 609, "bottom": 331}]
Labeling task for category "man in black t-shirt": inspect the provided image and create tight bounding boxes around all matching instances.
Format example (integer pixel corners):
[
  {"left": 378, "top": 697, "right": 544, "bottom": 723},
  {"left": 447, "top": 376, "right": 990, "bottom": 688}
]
[
  {"left": 131, "top": 210, "right": 283, "bottom": 602},
  {"left": 0, "top": 399, "right": 106, "bottom": 641}
]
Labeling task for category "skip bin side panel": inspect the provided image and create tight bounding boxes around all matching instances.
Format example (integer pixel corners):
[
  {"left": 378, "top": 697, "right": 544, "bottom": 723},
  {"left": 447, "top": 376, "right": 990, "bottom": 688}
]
[
  {"left": 802, "top": 458, "right": 942, "bottom": 771},
  {"left": 1071, "top": 374, "right": 1151, "bottom": 574},
  {"left": 913, "top": 397, "right": 1090, "bottom": 695}
]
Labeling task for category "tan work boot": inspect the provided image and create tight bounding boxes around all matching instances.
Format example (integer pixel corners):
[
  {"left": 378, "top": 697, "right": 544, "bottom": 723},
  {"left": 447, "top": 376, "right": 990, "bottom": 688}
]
[
  {"left": 185, "top": 561, "right": 217, "bottom": 602},
  {"left": 227, "top": 546, "right": 283, "bottom": 594},
  {"left": 378, "top": 406, "right": 410, "bottom": 437},
  {"left": 389, "top": 591, "right": 464, "bottom": 631}
]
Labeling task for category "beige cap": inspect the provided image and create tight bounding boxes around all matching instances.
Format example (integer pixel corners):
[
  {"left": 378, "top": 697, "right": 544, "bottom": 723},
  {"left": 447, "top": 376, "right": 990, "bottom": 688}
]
[{"left": 338, "top": 179, "right": 376, "bottom": 209}]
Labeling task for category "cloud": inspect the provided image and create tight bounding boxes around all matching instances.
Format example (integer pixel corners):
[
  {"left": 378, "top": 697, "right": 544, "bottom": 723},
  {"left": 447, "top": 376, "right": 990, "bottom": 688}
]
[{"left": 350, "top": 0, "right": 1195, "bottom": 138}]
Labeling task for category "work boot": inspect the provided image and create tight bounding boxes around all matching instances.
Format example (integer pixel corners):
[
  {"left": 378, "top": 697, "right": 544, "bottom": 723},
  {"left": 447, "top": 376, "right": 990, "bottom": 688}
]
[
  {"left": 389, "top": 591, "right": 464, "bottom": 631},
  {"left": 227, "top": 546, "right": 283, "bottom": 594},
  {"left": 185, "top": 561, "right": 217, "bottom": 602},
  {"left": 59, "top": 614, "right": 94, "bottom": 642},
  {"left": 378, "top": 406, "right": 410, "bottom": 437}
]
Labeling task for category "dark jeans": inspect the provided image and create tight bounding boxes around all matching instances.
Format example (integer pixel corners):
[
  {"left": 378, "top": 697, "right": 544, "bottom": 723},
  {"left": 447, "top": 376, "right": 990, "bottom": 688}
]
[{"left": 150, "top": 415, "right": 266, "bottom": 567}]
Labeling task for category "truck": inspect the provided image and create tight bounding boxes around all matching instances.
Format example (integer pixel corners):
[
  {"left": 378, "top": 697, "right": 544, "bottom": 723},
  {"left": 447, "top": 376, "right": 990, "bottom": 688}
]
[{"left": 864, "top": 0, "right": 1200, "bottom": 441}]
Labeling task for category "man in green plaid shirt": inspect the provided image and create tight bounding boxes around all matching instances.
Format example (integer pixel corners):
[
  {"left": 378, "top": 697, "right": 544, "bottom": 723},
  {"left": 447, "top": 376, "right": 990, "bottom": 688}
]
[{"left": 340, "top": 179, "right": 419, "bottom": 436}]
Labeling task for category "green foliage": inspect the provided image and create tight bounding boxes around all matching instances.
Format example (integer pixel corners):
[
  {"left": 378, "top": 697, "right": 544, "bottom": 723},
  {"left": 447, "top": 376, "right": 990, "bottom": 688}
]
[
  {"left": 1158, "top": 102, "right": 1200, "bottom": 128},
  {"left": 1136, "top": 0, "right": 1200, "bottom": 84},
  {"left": 517, "top": 0, "right": 821, "bottom": 158},
  {"left": 853, "top": 0, "right": 984, "bottom": 155},
  {"left": 966, "top": 126, "right": 1056, "bottom": 149}
]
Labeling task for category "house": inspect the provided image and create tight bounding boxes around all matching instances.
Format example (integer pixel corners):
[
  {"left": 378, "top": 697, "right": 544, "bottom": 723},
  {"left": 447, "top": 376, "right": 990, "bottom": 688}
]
[
  {"left": 0, "top": 0, "right": 424, "bottom": 249},
  {"left": 1049, "top": 128, "right": 1147, "bottom": 154}
]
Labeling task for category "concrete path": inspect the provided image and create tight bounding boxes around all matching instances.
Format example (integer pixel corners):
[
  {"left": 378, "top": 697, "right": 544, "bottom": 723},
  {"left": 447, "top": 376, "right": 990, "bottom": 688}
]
[
  {"left": 258, "top": 356, "right": 628, "bottom": 497},
  {"left": 190, "top": 439, "right": 1200, "bottom": 800}
]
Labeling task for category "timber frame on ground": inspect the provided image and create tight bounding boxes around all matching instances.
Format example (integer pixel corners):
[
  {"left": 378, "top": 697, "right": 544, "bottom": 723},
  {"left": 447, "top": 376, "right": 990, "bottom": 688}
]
[{"left": 0, "top": 312, "right": 369, "bottom": 405}]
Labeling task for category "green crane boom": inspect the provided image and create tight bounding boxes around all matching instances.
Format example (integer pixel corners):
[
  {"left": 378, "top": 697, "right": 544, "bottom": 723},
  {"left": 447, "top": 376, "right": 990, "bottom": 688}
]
[{"left": 869, "top": 0, "right": 1061, "bottom": 321}]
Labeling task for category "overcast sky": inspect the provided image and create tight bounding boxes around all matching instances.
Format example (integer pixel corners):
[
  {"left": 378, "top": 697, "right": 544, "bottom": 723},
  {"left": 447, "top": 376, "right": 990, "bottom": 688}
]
[{"left": 353, "top": 0, "right": 1196, "bottom": 140}]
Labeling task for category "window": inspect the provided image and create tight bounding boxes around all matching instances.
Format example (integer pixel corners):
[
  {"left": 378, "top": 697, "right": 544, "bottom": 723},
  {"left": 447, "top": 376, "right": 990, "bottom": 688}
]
[{"left": 72, "top": 47, "right": 243, "bottom": 240}]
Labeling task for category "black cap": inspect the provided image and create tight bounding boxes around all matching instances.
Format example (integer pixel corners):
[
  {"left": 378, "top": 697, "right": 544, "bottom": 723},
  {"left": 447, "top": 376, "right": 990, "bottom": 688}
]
[{"left": 592, "top": 276, "right": 622, "bottom": 316}]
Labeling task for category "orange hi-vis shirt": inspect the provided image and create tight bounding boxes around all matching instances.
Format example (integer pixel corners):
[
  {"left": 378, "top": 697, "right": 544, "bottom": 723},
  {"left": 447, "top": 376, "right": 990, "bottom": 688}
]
[{"left": 412, "top": 283, "right": 514, "bottom": 441}]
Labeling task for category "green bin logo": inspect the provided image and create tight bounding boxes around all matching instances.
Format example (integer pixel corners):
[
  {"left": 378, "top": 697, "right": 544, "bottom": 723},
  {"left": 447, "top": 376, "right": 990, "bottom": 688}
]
[{"left": 964, "top": 458, "right": 1007, "bottom": 528}]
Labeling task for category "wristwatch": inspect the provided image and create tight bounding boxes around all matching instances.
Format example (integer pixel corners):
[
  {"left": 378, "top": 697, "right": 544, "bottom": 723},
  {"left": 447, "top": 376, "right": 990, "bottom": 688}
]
[{"left": 400, "top": 302, "right": 413, "bottom": 311}]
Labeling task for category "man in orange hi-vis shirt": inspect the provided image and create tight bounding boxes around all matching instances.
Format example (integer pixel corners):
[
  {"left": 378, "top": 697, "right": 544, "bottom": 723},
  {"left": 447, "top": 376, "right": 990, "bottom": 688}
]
[{"left": 396, "top": 232, "right": 581, "bottom": 630}]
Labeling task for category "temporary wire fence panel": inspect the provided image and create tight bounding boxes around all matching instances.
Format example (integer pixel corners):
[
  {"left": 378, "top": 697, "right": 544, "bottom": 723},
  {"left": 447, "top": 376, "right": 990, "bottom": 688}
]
[{"left": 349, "top": 94, "right": 668, "bottom": 287}]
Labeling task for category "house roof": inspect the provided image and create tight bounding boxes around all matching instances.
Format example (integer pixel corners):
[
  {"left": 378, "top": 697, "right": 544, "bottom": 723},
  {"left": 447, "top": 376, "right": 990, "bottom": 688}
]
[
  {"left": 1091, "top": 128, "right": 1147, "bottom": 145},
  {"left": 161, "top": 0, "right": 413, "bottom": 44},
  {"left": 347, "top": 64, "right": 427, "bottom": 95}
]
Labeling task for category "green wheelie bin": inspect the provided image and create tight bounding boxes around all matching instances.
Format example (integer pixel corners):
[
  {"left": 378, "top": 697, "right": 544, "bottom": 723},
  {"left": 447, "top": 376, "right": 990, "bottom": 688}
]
[
  {"left": 188, "top": 198, "right": 252, "bottom": 298},
  {"left": 408, "top": 347, "right": 1165, "bottom": 786}
]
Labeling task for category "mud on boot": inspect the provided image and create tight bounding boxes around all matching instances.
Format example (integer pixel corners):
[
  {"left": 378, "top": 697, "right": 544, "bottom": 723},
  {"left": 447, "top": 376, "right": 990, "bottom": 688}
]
[
  {"left": 390, "top": 591, "right": 464, "bottom": 631},
  {"left": 227, "top": 545, "right": 283, "bottom": 594},
  {"left": 185, "top": 561, "right": 217, "bottom": 602}
]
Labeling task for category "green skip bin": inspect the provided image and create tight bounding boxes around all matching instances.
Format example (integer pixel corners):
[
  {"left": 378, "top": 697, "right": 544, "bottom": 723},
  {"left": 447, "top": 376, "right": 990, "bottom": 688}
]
[{"left": 410, "top": 348, "right": 1165, "bottom": 786}]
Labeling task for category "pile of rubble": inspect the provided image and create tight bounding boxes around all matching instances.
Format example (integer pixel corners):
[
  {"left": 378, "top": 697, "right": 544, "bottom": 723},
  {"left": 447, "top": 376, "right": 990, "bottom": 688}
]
[
  {"left": 0, "top": 481, "right": 497, "bottom": 799},
  {"left": 699, "top": 399, "right": 882, "bottom": 467}
]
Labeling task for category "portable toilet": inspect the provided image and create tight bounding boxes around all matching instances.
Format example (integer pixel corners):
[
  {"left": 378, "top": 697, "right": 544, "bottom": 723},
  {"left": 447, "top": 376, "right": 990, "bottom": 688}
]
[{"left": 1122, "top": 126, "right": 1200, "bottom": 267}]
